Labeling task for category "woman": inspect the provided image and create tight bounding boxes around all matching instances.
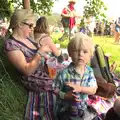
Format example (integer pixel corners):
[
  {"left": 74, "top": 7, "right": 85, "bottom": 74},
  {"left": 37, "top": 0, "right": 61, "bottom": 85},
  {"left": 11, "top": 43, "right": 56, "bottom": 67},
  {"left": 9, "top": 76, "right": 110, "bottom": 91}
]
[
  {"left": 4, "top": 9, "right": 56, "bottom": 120},
  {"left": 34, "top": 16, "right": 61, "bottom": 57}
]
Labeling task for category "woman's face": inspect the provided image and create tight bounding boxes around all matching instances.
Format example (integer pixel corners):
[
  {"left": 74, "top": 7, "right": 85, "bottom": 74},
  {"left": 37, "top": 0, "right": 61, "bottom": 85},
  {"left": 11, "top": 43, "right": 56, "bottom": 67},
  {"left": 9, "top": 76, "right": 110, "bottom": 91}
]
[{"left": 21, "top": 19, "right": 35, "bottom": 37}]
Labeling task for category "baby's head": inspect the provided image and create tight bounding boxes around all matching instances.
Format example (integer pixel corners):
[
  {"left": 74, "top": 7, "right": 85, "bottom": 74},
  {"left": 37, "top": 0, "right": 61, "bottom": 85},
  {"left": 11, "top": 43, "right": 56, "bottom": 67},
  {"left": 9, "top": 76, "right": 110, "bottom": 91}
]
[{"left": 67, "top": 32, "right": 94, "bottom": 65}]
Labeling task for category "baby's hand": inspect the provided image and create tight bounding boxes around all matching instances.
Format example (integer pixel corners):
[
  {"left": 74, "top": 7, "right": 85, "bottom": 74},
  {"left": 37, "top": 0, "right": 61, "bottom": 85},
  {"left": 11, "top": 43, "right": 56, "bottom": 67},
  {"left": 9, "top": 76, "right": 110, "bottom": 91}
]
[
  {"left": 65, "top": 82, "right": 82, "bottom": 93},
  {"left": 64, "top": 91, "right": 80, "bottom": 102}
]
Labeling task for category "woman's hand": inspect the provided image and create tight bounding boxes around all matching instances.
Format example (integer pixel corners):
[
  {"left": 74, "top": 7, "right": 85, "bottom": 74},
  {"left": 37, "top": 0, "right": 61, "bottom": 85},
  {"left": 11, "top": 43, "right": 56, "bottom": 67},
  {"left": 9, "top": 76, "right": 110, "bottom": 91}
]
[
  {"left": 39, "top": 45, "right": 52, "bottom": 54},
  {"left": 38, "top": 45, "right": 52, "bottom": 59},
  {"left": 65, "top": 82, "right": 82, "bottom": 93}
]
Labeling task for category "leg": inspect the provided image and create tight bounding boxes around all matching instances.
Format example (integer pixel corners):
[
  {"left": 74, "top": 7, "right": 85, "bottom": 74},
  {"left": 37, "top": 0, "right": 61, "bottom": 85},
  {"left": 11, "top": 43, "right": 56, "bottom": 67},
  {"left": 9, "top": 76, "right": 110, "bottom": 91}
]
[
  {"left": 114, "top": 31, "right": 119, "bottom": 43},
  {"left": 59, "top": 27, "right": 69, "bottom": 41}
]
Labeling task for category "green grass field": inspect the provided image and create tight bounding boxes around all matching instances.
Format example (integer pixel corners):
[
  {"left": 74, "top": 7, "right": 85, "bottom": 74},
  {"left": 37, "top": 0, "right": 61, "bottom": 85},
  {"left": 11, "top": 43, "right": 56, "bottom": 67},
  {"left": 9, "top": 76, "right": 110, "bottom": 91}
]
[{"left": 52, "top": 33, "right": 120, "bottom": 73}]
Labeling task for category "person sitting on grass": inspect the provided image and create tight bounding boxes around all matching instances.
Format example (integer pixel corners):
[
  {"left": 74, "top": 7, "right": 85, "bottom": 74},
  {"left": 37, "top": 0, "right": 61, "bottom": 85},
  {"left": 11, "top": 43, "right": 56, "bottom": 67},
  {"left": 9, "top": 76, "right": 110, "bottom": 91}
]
[
  {"left": 34, "top": 16, "right": 62, "bottom": 57},
  {"left": 62, "top": 53, "right": 71, "bottom": 66},
  {"left": 53, "top": 32, "right": 98, "bottom": 120}
]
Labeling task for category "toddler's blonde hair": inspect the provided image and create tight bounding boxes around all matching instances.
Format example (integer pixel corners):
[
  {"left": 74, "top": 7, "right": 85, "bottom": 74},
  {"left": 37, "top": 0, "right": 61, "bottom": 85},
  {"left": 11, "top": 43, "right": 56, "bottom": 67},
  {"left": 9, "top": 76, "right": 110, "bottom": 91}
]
[{"left": 67, "top": 32, "right": 95, "bottom": 57}]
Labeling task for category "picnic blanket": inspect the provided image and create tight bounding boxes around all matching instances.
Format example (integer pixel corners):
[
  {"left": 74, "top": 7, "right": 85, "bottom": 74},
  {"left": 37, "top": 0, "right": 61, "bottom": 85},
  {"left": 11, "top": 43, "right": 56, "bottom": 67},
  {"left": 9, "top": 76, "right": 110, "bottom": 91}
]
[
  {"left": 88, "top": 77, "right": 120, "bottom": 119},
  {"left": 88, "top": 94, "right": 118, "bottom": 115}
]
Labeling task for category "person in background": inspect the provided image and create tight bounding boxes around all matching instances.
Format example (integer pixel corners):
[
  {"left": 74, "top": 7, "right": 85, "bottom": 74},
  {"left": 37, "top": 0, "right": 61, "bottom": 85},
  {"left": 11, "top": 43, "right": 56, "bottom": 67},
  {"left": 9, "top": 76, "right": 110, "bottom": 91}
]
[
  {"left": 62, "top": 53, "right": 71, "bottom": 66},
  {"left": 114, "top": 16, "right": 120, "bottom": 44},
  {"left": 34, "top": 16, "right": 62, "bottom": 57},
  {"left": 4, "top": 9, "right": 56, "bottom": 120},
  {"left": 110, "top": 20, "right": 115, "bottom": 36},
  {"left": 59, "top": 0, "right": 77, "bottom": 41},
  {"left": 105, "top": 98, "right": 120, "bottom": 120},
  {"left": 53, "top": 32, "right": 98, "bottom": 120},
  {"left": 85, "top": 16, "right": 96, "bottom": 37}
]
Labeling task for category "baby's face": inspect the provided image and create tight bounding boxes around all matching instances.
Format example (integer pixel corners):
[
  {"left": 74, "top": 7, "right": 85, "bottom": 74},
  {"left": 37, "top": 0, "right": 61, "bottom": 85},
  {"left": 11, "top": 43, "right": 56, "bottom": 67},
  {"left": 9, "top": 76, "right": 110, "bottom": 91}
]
[{"left": 70, "top": 41, "right": 91, "bottom": 66}]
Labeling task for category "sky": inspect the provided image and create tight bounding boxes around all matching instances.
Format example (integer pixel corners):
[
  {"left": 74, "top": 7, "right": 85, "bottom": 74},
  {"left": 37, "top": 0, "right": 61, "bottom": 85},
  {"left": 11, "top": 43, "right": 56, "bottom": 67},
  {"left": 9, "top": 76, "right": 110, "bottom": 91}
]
[{"left": 52, "top": 0, "right": 120, "bottom": 19}]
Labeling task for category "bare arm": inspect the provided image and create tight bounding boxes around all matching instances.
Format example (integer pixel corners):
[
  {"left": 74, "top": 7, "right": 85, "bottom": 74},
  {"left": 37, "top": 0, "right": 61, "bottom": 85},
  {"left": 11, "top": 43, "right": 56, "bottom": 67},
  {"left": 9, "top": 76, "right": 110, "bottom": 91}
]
[
  {"left": 45, "top": 37, "right": 61, "bottom": 56},
  {"left": 78, "top": 86, "right": 97, "bottom": 95},
  {"left": 6, "top": 46, "right": 51, "bottom": 76}
]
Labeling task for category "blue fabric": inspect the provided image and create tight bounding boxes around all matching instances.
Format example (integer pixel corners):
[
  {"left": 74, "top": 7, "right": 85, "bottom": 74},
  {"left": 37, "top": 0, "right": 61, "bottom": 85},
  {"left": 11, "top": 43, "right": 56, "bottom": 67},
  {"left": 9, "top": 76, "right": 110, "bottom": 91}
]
[{"left": 53, "top": 62, "right": 97, "bottom": 119}]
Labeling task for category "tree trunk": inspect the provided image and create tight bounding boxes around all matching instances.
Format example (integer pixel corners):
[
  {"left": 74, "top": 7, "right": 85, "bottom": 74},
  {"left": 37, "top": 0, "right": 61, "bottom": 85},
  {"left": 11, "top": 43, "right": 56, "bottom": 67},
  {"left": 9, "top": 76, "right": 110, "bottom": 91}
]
[{"left": 23, "top": 0, "right": 30, "bottom": 9}]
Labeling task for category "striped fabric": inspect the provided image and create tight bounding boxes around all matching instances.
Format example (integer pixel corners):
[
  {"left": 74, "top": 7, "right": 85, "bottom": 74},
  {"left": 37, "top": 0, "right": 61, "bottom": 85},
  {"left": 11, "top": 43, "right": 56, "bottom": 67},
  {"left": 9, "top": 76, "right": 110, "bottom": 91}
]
[{"left": 24, "top": 91, "right": 56, "bottom": 120}]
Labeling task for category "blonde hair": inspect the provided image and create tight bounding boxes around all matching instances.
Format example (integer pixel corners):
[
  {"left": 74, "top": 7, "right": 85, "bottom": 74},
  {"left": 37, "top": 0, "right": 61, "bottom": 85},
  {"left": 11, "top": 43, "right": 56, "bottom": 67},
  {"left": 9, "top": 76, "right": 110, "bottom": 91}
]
[
  {"left": 9, "top": 9, "right": 35, "bottom": 30},
  {"left": 67, "top": 32, "right": 95, "bottom": 56}
]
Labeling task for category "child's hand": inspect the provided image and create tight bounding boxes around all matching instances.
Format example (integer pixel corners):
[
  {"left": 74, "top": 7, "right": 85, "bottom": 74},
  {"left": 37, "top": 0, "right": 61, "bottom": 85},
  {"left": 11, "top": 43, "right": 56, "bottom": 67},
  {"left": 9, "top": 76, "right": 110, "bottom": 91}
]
[
  {"left": 64, "top": 91, "right": 80, "bottom": 102},
  {"left": 65, "top": 82, "right": 82, "bottom": 93}
]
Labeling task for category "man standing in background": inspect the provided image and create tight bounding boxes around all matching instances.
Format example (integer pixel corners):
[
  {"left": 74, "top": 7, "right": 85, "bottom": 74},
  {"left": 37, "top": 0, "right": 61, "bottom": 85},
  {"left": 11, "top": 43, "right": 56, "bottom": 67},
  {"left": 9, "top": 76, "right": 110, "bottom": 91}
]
[{"left": 59, "top": 0, "right": 77, "bottom": 41}]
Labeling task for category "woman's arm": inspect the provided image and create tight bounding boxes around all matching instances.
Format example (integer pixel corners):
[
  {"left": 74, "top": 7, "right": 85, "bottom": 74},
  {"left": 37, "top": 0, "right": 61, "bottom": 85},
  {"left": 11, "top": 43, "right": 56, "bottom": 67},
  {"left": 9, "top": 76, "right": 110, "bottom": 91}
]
[
  {"left": 45, "top": 37, "right": 61, "bottom": 56},
  {"left": 6, "top": 46, "right": 51, "bottom": 76}
]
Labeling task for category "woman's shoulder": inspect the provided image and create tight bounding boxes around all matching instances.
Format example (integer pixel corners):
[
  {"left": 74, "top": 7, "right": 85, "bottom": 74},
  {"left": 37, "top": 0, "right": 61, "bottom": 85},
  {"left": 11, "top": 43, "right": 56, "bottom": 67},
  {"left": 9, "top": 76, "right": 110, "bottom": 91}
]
[
  {"left": 4, "top": 36, "right": 18, "bottom": 46},
  {"left": 4, "top": 37, "right": 21, "bottom": 52}
]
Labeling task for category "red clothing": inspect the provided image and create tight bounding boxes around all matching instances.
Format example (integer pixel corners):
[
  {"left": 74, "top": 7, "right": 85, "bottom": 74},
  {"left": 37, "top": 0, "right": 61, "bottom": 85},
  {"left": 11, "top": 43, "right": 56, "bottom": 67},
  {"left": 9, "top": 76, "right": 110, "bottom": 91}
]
[{"left": 62, "top": 5, "right": 76, "bottom": 29}]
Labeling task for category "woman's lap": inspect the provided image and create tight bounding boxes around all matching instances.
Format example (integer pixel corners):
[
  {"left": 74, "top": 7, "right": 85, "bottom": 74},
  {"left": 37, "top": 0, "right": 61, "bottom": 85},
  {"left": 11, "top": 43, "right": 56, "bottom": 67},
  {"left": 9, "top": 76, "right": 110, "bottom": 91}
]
[{"left": 24, "top": 91, "right": 56, "bottom": 120}]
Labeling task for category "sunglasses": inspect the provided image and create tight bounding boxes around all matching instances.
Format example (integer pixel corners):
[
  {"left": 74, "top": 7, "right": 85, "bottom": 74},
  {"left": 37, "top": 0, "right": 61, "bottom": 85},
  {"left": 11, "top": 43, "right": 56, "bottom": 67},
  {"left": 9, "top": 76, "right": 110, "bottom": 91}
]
[{"left": 22, "top": 22, "right": 34, "bottom": 29}]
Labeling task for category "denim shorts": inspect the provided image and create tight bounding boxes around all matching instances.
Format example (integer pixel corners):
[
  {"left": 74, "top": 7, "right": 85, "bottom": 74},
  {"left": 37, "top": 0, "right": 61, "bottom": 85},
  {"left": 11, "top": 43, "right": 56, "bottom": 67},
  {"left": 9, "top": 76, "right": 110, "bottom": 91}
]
[{"left": 115, "top": 25, "right": 120, "bottom": 32}]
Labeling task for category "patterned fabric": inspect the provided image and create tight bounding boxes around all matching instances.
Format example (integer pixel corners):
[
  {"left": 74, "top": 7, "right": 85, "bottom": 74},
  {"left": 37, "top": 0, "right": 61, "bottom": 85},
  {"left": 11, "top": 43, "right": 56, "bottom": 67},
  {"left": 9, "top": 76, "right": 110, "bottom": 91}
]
[
  {"left": 4, "top": 36, "right": 56, "bottom": 120},
  {"left": 53, "top": 63, "right": 98, "bottom": 120},
  {"left": 88, "top": 94, "right": 117, "bottom": 115},
  {"left": 4, "top": 36, "right": 53, "bottom": 92},
  {"left": 25, "top": 91, "right": 56, "bottom": 120}
]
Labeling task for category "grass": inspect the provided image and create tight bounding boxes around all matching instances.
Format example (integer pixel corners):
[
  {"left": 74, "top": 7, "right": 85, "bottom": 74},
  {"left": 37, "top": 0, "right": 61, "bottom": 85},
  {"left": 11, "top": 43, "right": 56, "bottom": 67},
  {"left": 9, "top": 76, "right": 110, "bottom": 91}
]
[
  {"left": 52, "top": 33, "right": 120, "bottom": 73},
  {"left": 0, "top": 34, "right": 120, "bottom": 119},
  {"left": 0, "top": 38, "right": 27, "bottom": 120}
]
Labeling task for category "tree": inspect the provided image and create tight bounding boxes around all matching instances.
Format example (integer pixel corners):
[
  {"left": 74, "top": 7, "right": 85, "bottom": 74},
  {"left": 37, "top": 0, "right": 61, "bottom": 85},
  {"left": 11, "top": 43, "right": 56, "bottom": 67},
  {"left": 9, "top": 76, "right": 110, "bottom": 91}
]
[
  {"left": 0, "top": 0, "right": 13, "bottom": 19},
  {"left": 83, "top": 0, "right": 107, "bottom": 20},
  {"left": 0, "top": 0, "right": 56, "bottom": 19}
]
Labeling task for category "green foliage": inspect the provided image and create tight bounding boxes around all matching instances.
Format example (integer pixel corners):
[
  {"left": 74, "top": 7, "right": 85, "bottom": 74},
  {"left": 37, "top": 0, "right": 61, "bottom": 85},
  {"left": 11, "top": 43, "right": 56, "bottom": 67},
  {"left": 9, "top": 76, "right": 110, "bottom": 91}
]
[
  {"left": 30, "top": 0, "right": 56, "bottom": 15},
  {"left": 83, "top": 0, "right": 107, "bottom": 20},
  {"left": 0, "top": 0, "right": 14, "bottom": 19},
  {"left": 0, "top": 0, "right": 56, "bottom": 18},
  {"left": 45, "top": 13, "right": 61, "bottom": 26},
  {"left": 0, "top": 0, "right": 57, "bottom": 19},
  {"left": 0, "top": 38, "right": 27, "bottom": 120}
]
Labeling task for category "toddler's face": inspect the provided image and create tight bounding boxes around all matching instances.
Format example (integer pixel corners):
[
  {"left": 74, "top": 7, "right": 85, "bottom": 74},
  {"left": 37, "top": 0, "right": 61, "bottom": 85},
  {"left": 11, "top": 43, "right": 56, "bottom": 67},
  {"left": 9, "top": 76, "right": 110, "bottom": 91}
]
[{"left": 70, "top": 41, "right": 91, "bottom": 66}]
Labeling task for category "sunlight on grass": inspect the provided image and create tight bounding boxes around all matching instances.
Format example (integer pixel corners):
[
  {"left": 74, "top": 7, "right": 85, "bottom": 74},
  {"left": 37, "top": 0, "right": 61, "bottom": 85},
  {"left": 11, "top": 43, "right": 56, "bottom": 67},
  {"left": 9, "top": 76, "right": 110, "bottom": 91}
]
[
  {"left": 93, "top": 36, "right": 120, "bottom": 72},
  {"left": 52, "top": 33, "right": 120, "bottom": 73}
]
